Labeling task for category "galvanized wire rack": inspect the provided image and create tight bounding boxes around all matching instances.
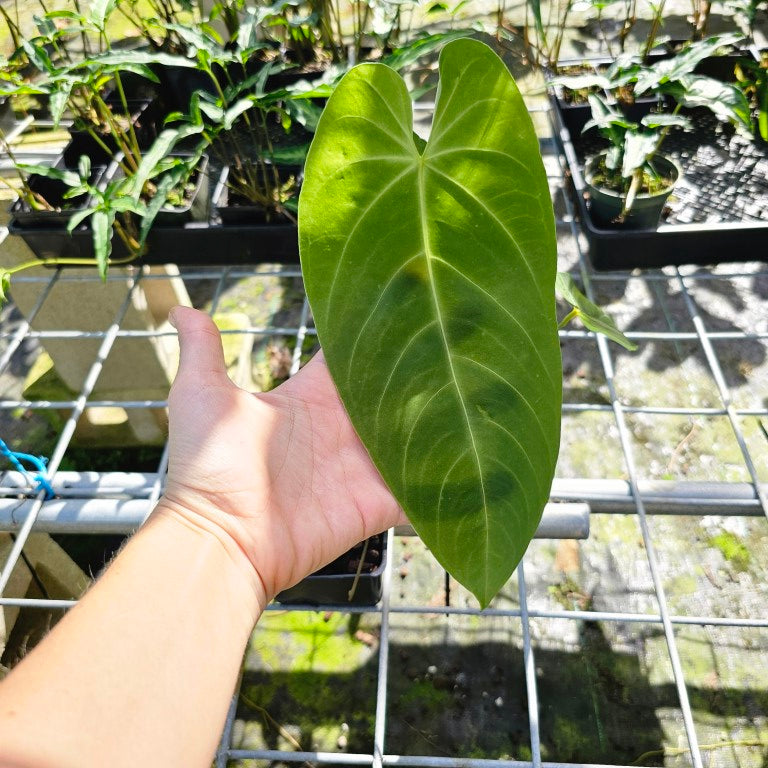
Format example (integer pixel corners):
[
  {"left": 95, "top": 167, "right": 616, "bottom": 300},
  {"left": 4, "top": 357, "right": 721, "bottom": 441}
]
[{"left": 0, "top": 101, "right": 766, "bottom": 767}]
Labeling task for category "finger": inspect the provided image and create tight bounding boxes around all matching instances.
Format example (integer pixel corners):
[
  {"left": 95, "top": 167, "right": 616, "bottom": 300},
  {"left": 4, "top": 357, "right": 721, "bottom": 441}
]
[{"left": 169, "top": 306, "right": 229, "bottom": 386}]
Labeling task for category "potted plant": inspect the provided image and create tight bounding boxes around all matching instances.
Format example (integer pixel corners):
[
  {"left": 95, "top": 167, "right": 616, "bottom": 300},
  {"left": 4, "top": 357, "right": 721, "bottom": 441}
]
[
  {"left": 582, "top": 94, "right": 687, "bottom": 228},
  {"left": 548, "top": 33, "right": 767, "bottom": 269}
]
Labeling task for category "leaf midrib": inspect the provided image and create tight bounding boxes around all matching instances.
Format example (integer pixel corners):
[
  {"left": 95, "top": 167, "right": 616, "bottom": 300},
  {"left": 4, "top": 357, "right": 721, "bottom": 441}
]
[{"left": 417, "top": 157, "right": 491, "bottom": 585}]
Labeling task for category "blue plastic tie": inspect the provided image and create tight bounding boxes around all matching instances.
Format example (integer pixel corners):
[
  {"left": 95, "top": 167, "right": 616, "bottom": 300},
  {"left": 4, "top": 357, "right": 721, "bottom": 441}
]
[{"left": 0, "top": 437, "right": 55, "bottom": 500}]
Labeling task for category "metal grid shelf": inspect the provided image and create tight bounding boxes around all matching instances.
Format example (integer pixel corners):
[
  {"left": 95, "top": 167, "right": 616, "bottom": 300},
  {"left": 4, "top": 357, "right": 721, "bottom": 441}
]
[{"left": 0, "top": 105, "right": 767, "bottom": 768}]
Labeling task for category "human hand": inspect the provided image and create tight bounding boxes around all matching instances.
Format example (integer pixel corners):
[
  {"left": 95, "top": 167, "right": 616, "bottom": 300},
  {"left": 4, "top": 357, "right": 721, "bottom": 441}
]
[{"left": 160, "top": 306, "right": 405, "bottom": 607}]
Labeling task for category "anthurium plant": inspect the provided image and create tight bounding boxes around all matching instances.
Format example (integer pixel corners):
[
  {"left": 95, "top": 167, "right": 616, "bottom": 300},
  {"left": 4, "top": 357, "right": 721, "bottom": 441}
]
[{"left": 299, "top": 38, "right": 633, "bottom": 606}]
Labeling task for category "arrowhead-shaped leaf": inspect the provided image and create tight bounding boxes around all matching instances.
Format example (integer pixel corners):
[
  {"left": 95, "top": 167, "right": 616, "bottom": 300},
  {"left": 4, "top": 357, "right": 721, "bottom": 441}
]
[{"left": 299, "top": 39, "right": 562, "bottom": 607}]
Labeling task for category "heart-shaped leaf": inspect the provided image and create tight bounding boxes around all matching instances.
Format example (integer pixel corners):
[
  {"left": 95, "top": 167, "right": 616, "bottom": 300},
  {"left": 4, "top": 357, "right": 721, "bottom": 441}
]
[{"left": 299, "top": 39, "right": 561, "bottom": 607}]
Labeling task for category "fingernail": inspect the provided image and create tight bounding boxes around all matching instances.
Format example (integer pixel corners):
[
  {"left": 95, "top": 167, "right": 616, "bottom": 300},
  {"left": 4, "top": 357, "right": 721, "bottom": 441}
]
[{"left": 168, "top": 308, "right": 178, "bottom": 329}]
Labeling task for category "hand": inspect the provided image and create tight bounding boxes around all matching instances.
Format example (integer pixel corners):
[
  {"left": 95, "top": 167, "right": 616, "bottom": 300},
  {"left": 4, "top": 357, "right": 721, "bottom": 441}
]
[{"left": 160, "top": 306, "right": 405, "bottom": 606}]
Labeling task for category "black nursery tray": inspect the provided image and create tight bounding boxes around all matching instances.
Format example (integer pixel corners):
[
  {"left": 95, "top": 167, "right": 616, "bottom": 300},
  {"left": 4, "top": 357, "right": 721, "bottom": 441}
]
[
  {"left": 549, "top": 69, "right": 768, "bottom": 271},
  {"left": 7, "top": 218, "right": 300, "bottom": 266},
  {"left": 275, "top": 534, "right": 387, "bottom": 607}
]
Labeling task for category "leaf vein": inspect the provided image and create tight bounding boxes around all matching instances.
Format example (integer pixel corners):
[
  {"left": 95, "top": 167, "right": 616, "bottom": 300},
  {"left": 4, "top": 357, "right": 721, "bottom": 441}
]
[
  {"left": 430, "top": 255, "right": 557, "bottom": 391},
  {"left": 425, "top": 164, "right": 546, "bottom": 304},
  {"left": 453, "top": 354, "right": 558, "bottom": 463}
]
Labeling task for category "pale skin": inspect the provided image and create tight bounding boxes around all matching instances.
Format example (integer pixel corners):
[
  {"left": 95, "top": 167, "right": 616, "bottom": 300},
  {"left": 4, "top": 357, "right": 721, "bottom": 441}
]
[{"left": 0, "top": 305, "right": 405, "bottom": 768}]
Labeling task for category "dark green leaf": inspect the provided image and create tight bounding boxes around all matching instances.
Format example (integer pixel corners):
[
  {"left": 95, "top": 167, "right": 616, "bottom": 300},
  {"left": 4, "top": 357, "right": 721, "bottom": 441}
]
[
  {"left": 18, "top": 163, "right": 80, "bottom": 187},
  {"left": 21, "top": 39, "right": 53, "bottom": 73},
  {"left": 640, "top": 113, "right": 690, "bottom": 129},
  {"left": 556, "top": 273, "right": 637, "bottom": 350},
  {"left": 670, "top": 75, "right": 752, "bottom": 132},
  {"left": 268, "top": 144, "right": 311, "bottom": 163},
  {"left": 126, "top": 126, "right": 203, "bottom": 199},
  {"left": 138, "top": 165, "right": 185, "bottom": 248},
  {"left": 49, "top": 79, "right": 73, "bottom": 128},
  {"left": 90, "top": 209, "right": 114, "bottom": 279},
  {"left": 222, "top": 98, "right": 253, "bottom": 130},
  {"left": 300, "top": 39, "right": 562, "bottom": 606},
  {"left": 89, "top": 0, "right": 116, "bottom": 30},
  {"left": 379, "top": 30, "right": 472, "bottom": 72},
  {"left": 283, "top": 98, "right": 323, "bottom": 132},
  {"left": 78, "top": 154, "right": 91, "bottom": 180},
  {"left": 67, "top": 207, "right": 96, "bottom": 233}
]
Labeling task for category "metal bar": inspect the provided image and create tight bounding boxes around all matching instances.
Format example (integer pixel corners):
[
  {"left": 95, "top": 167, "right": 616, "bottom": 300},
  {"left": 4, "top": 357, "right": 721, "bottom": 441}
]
[
  {"left": 675, "top": 271, "right": 768, "bottom": 519},
  {"left": 517, "top": 562, "right": 541, "bottom": 767},
  {"left": 0, "top": 274, "right": 142, "bottom": 594},
  {"left": 0, "top": 325, "right": 318, "bottom": 340},
  {"left": 5, "top": 594, "right": 767, "bottom": 629},
  {"left": 215, "top": 690, "right": 239, "bottom": 768},
  {"left": 549, "top": 125, "right": 705, "bottom": 767},
  {"left": 9, "top": 325, "right": 768, "bottom": 342},
  {"left": 0, "top": 499, "right": 587, "bottom": 537},
  {"left": 226, "top": 749, "right": 656, "bottom": 768},
  {"left": 5, "top": 472, "right": 765, "bottom": 507},
  {"left": 0, "top": 266, "right": 61, "bottom": 377},
  {"left": 372, "top": 528, "right": 395, "bottom": 768},
  {"left": 9, "top": 267, "right": 303, "bottom": 283},
  {"left": 583, "top": 283, "right": 706, "bottom": 767},
  {"left": 290, "top": 296, "right": 311, "bottom": 376},
  {"left": 5, "top": 399, "right": 768, "bottom": 418}
]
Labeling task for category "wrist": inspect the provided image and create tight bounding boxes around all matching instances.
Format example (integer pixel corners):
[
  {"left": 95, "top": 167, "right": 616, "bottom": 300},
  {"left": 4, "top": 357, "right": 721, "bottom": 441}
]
[{"left": 151, "top": 498, "right": 271, "bottom": 614}]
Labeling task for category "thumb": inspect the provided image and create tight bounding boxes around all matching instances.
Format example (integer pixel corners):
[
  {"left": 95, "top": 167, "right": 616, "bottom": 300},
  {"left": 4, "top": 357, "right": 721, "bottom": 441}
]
[{"left": 170, "top": 306, "right": 229, "bottom": 386}]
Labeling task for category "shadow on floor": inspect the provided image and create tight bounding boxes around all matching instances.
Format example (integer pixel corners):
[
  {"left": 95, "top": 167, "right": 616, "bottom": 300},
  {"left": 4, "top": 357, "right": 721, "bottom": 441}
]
[{"left": 237, "top": 619, "right": 768, "bottom": 765}]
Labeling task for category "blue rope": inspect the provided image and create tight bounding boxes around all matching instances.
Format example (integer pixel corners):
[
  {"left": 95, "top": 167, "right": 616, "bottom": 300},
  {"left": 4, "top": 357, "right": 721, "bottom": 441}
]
[{"left": 0, "top": 437, "right": 54, "bottom": 500}]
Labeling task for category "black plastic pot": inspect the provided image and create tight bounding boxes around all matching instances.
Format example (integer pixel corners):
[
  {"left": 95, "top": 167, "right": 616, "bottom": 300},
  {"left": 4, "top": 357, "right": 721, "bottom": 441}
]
[
  {"left": 212, "top": 164, "right": 301, "bottom": 225},
  {"left": 63, "top": 97, "right": 161, "bottom": 165},
  {"left": 584, "top": 153, "right": 680, "bottom": 229},
  {"left": 154, "top": 64, "right": 216, "bottom": 114},
  {"left": 275, "top": 534, "right": 387, "bottom": 607},
  {"left": 9, "top": 157, "right": 107, "bottom": 230},
  {"left": 0, "top": 97, "right": 15, "bottom": 133},
  {"left": 152, "top": 154, "right": 211, "bottom": 226}
]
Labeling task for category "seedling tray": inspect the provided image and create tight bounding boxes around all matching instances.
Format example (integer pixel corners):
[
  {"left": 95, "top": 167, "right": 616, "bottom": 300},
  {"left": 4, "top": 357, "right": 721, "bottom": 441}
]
[
  {"left": 275, "top": 533, "right": 387, "bottom": 607},
  {"left": 7, "top": 218, "right": 299, "bottom": 266},
  {"left": 550, "top": 63, "right": 768, "bottom": 271}
]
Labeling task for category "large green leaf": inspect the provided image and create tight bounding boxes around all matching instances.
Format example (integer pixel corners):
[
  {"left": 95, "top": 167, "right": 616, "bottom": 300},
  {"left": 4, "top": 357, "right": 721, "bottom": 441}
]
[{"left": 299, "top": 39, "right": 561, "bottom": 606}]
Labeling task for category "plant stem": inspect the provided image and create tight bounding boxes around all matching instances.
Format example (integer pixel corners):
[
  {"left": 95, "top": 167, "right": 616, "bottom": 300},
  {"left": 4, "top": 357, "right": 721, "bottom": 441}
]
[
  {"left": 5, "top": 253, "right": 138, "bottom": 277},
  {"left": 0, "top": 131, "right": 51, "bottom": 210},
  {"left": 642, "top": 0, "right": 666, "bottom": 61},
  {"left": 557, "top": 308, "right": 579, "bottom": 329},
  {"left": 114, "top": 71, "right": 142, "bottom": 166}
]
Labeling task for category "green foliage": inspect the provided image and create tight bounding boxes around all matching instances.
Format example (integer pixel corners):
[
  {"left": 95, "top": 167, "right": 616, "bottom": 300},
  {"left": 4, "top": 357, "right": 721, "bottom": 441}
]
[
  {"left": 585, "top": 93, "right": 690, "bottom": 183},
  {"left": 300, "top": 39, "right": 562, "bottom": 606},
  {"left": 735, "top": 55, "right": 768, "bottom": 141},
  {"left": 556, "top": 273, "right": 637, "bottom": 351}
]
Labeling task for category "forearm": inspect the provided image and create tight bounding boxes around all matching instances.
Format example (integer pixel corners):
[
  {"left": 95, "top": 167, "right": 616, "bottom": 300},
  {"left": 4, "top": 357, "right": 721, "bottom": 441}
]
[{"left": 0, "top": 504, "right": 265, "bottom": 768}]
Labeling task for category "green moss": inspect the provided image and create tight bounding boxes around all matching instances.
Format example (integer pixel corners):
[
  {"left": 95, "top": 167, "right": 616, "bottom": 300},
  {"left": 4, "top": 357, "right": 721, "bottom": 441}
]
[
  {"left": 709, "top": 531, "right": 751, "bottom": 571},
  {"left": 399, "top": 679, "right": 451, "bottom": 715},
  {"left": 551, "top": 715, "right": 592, "bottom": 759},
  {"left": 252, "top": 612, "right": 370, "bottom": 673}
]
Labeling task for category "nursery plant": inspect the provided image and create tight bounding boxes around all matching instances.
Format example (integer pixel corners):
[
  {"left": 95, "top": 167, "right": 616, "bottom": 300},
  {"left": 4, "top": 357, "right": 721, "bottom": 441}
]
[
  {"left": 299, "top": 37, "right": 632, "bottom": 606},
  {"left": 552, "top": 35, "right": 754, "bottom": 225},
  {"left": 582, "top": 93, "right": 689, "bottom": 223}
]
